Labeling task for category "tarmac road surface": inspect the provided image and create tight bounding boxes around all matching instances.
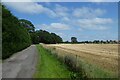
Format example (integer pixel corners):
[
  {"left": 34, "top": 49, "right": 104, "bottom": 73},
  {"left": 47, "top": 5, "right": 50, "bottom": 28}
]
[{"left": 2, "top": 45, "right": 38, "bottom": 78}]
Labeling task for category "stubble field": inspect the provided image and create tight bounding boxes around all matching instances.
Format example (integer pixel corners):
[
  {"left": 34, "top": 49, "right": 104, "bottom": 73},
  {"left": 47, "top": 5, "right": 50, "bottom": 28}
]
[{"left": 43, "top": 44, "right": 119, "bottom": 78}]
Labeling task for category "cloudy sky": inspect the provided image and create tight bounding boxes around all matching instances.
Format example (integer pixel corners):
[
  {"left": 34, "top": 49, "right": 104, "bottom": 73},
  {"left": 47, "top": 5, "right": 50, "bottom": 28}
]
[{"left": 3, "top": 2, "right": 118, "bottom": 41}]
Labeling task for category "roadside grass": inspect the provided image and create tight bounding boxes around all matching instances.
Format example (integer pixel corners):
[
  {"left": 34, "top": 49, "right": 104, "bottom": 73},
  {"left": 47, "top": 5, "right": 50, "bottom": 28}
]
[
  {"left": 34, "top": 45, "right": 71, "bottom": 78},
  {"left": 77, "top": 58, "right": 117, "bottom": 78}
]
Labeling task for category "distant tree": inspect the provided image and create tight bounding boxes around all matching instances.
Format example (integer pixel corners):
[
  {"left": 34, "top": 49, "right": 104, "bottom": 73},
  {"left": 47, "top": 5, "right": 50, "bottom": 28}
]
[
  {"left": 71, "top": 37, "right": 77, "bottom": 43},
  {"left": 93, "top": 40, "right": 99, "bottom": 44},
  {"left": 85, "top": 41, "right": 89, "bottom": 44},
  {"left": 109, "top": 40, "right": 113, "bottom": 44},
  {"left": 106, "top": 40, "right": 109, "bottom": 44},
  {"left": 113, "top": 40, "right": 117, "bottom": 44},
  {"left": 64, "top": 41, "right": 69, "bottom": 43},
  {"left": 100, "top": 40, "right": 103, "bottom": 44}
]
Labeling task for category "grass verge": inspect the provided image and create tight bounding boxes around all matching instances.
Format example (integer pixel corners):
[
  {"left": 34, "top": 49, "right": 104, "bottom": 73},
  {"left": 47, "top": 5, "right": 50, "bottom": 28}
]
[{"left": 34, "top": 45, "right": 71, "bottom": 78}]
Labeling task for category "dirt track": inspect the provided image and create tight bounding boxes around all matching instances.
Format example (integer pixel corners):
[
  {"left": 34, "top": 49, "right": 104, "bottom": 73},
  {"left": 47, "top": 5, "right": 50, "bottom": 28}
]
[{"left": 2, "top": 45, "right": 38, "bottom": 78}]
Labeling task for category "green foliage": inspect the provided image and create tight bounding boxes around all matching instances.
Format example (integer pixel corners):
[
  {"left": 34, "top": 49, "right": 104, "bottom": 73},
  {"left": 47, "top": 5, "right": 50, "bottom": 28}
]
[
  {"left": 71, "top": 37, "right": 77, "bottom": 43},
  {"left": 19, "top": 19, "right": 35, "bottom": 32},
  {"left": 30, "top": 32, "right": 39, "bottom": 44},
  {"left": 51, "top": 33, "right": 63, "bottom": 43},
  {"left": 19, "top": 19, "right": 40, "bottom": 44},
  {"left": 2, "top": 5, "right": 31, "bottom": 59},
  {"left": 36, "top": 30, "right": 63, "bottom": 44},
  {"left": 34, "top": 45, "right": 71, "bottom": 78}
]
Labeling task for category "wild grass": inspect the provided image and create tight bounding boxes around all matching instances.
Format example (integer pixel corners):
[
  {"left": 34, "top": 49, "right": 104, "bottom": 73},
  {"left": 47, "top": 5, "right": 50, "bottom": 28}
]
[
  {"left": 34, "top": 45, "right": 71, "bottom": 78},
  {"left": 77, "top": 58, "right": 117, "bottom": 78},
  {"left": 42, "top": 45, "right": 88, "bottom": 79}
]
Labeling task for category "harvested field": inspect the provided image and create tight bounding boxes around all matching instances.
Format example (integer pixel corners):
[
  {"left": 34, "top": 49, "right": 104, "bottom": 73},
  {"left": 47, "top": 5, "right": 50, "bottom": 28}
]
[{"left": 43, "top": 44, "right": 118, "bottom": 78}]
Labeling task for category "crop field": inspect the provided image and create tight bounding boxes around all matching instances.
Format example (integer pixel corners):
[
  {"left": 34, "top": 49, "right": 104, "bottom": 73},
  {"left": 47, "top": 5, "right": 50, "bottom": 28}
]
[{"left": 43, "top": 44, "right": 119, "bottom": 78}]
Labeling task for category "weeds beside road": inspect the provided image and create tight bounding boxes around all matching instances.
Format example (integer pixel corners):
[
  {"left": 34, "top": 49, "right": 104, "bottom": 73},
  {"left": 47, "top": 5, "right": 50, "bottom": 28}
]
[{"left": 34, "top": 45, "right": 71, "bottom": 78}]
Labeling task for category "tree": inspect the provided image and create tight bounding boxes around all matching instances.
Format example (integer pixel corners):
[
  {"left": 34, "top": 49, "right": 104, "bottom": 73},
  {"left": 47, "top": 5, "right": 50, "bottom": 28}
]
[
  {"left": 36, "top": 30, "right": 63, "bottom": 44},
  {"left": 19, "top": 19, "right": 35, "bottom": 32},
  {"left": 64, "top": 41, "right": 69, "bottom": 43},
  {"left": 2, "top": 5, "right": 31, "bottom": 59},
  {"left": 19, "top": 19, "right": 40, "bottom": 44},
  {"left": 51, "top": 33, "right": 63, "bottom": 43},
  {"left": 71, "top": 37, "right": 77, "bottom": 43},
  {"left": 30, "top": 32, "right": 39, "bottom": 44}
]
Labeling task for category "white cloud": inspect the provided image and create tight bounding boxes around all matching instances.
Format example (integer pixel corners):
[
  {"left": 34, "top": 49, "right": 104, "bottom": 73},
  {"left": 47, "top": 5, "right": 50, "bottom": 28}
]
[
  {"left": 72, "top": 7, "right": 113, "bottom": 30},
  {"left": 3, "top": 2, "right": 115, "bottom": 32},
  {"left": 37, "top": 23, "right": 70, "bottom": 30},
  {"left": 61, "top": 17, "right": 70, "bottom": 22},
  {"left": 55, "top": 32, "right": 64, "bottom": 37},
  {"left": 76, "top": 18, "right": 113, "bottom": 30},
  {"left": 73, "top": 7, "right": 106, "bottom": 18},
  {"left": 3, "top": 2, "right": 69, "bottom": 18},
  {"left": 54, "top": 4, "right": 69, "bottom": 17},
  {"left": 3, "top": 2, "right": 57, "bottom": 17},
  {"left": 50, "top": 23, "right": 69, "bottom": 30}
]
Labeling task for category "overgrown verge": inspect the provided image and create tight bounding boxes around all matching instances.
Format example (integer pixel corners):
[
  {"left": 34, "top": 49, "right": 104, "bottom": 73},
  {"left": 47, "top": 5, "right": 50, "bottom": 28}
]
[
  {"left": 34, "top": 45, "right": 71, "bottom": 78},
  {"left": 46, "top": 49, "right": 87, "bottom": 79},
  {"left": 34, "top": 45, "right": 88, "bottom": 79},
  {"left": 40, "top": 45, "right": 87, "bottom": 79}
]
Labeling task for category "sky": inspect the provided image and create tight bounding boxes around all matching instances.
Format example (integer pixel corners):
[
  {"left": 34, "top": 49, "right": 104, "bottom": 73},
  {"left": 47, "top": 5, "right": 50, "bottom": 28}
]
[{"left": 2, "top": 1, "right": 118, "bottom": 41}]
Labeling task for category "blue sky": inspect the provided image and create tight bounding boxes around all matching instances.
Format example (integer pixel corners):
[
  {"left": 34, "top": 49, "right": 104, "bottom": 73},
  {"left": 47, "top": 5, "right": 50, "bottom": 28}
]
[{"left": 3, "top": 2, "right": 118, "bottom": 41}]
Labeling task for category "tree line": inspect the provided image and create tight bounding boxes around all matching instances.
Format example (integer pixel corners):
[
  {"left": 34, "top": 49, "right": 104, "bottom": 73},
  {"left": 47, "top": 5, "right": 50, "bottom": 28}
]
[
  {"left": 30, "top": 30, "right": 63, "bottom": 44},
  {"left": 19, "top": 19, "right": 63, "bottom": 44},
  {"left": 79, "top": 40, "right": 119, "bottom": 44},
  {"left": 64, "top": 37, "right": 119, "bottom": 44},
  {"left": 2, "top": 4, "right": 62, "bottom": 59}
]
